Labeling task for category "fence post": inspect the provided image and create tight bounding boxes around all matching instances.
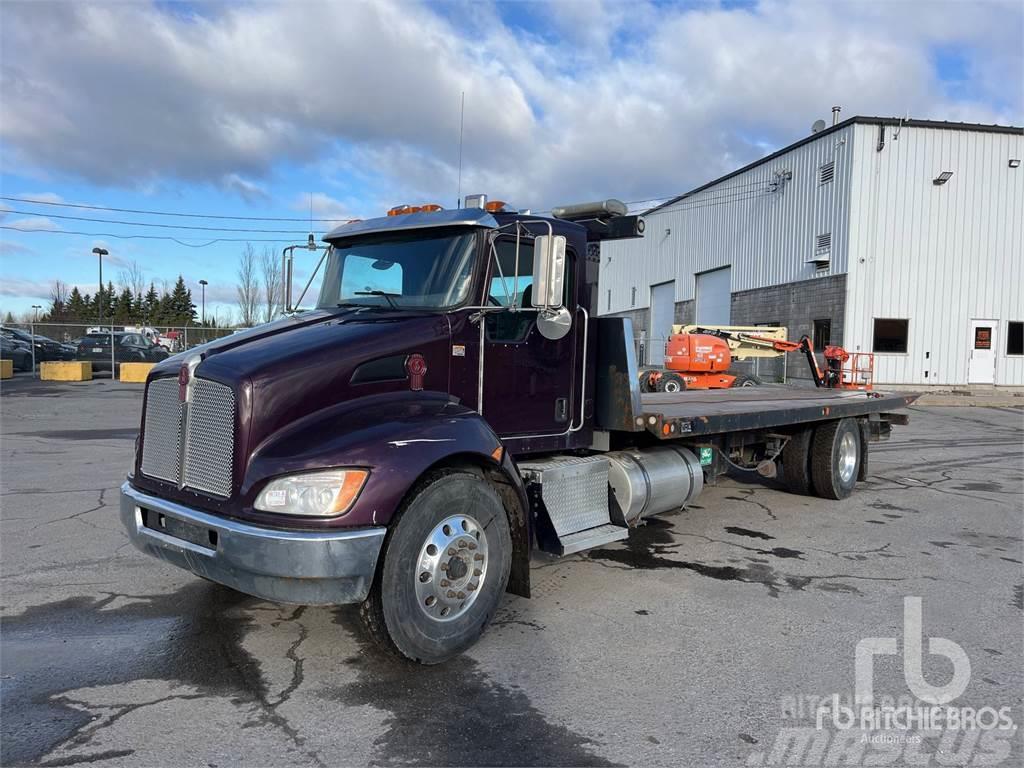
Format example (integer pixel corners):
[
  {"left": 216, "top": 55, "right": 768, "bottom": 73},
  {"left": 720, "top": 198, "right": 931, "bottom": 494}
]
[
  {"left": 111, "top": 325, "right": 116, "bottom": 380},
  {"left": 30, "top": 319, "right": 37, "bottom": 377}
]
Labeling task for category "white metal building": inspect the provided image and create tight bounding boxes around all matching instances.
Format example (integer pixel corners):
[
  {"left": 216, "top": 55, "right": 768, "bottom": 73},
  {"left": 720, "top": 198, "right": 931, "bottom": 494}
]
[{"left": 599, "top": 116, "right": 1024, "bottom": 387}]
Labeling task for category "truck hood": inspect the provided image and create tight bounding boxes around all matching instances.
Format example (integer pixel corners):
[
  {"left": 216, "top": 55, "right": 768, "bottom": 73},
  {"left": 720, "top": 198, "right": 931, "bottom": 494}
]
[{"left": 189, "top": 309, "right": 453, "bottom": 460}]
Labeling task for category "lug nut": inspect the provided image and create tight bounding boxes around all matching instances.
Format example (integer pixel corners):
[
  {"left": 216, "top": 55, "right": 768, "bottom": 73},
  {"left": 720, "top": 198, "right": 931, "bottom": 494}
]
[
  {"left": 447, "top": 590, "right": 457, "bottom": 598},
  {"left": 440, "top": 579, "right": 450, "bottom": 587},
  {"left": 439, "top": 562, "right": 449, "bottom": 572},
  {"left": 474, "top": 553, "right": 484, "bottom": 561},
  {"left": 447, "top": 547, "right": 457, "bottom": 556},
  {"left": 457, "top": 591, "right": 466, "bottom": 599},
  {"left": 473, "top": 568, "right": 482, "bottom": 576},
  {"left": 457, "top": 540, "right": 468, "bottom": 549},
  {"left": 467, "top": 583, "right": 477, "bottom": 592},
  {"left": 467, "top": 542, "right": 477, "bottom": 550}
]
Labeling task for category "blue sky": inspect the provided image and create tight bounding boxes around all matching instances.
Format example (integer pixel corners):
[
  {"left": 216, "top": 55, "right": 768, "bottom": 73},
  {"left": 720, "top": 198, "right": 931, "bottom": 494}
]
[{"left": 1, "top": 0, "right": 1021, "bottom": 323}]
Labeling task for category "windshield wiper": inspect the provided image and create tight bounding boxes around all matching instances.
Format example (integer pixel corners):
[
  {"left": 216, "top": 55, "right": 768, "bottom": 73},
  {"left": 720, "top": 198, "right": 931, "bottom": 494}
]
[{"left": 354, "top": 291, "right": 401, "bottom": 310}]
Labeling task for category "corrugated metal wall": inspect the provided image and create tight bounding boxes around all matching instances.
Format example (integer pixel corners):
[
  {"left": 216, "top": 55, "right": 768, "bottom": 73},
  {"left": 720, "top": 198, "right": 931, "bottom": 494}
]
[
  {"left": 599, "top": 124, "right": 855, "bottom": 314},
  {"left": 845, "top": 124, "right": 1024, "bottom": 386}
]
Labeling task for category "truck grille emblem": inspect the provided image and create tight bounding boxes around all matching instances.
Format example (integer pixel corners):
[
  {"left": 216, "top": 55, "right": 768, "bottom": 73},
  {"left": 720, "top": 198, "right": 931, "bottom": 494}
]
[{"left": 178, "top": 363, "right": 190, "bottom": 402}]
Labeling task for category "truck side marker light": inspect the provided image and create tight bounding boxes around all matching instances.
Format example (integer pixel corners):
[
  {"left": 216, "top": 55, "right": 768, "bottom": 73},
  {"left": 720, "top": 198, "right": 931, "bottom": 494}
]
[{"left": 491, "top": 446, "right": 504, "bottom": 462}]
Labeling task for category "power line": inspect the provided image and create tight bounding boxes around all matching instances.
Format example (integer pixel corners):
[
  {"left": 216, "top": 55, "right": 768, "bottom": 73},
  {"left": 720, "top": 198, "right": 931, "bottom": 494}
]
[
  {"left": 0, "top": 225, "right": 308, "bottom": 247},
  {"left": 0, "top": 195, "right": 356, "bottom": 223},
  {"left": 2, "top": 208, "right": 327, "bottom": 234}
]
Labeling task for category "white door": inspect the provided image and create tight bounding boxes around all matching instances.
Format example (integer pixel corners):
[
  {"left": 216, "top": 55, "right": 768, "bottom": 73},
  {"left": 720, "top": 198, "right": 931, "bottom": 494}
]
[
  {"left": 696, "top": 267, "right": 731, "bottom": 326},
  {"left": 967, "top": 319, "right": 997, "bottom": 384},
  {"left": 648, "top": 281, "right": 675, "bottom": 366}
]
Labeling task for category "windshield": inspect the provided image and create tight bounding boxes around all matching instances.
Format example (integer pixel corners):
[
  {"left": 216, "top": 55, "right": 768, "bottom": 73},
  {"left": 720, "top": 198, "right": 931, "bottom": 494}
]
[{"left": 316, "top": 231, "right": 477, "bottom": 310}]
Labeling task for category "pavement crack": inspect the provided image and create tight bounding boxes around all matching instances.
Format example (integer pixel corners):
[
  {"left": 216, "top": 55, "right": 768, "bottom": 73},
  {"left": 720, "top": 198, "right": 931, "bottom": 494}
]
[{"left": 272, "top": 606, "right": 309, "bottom": 708}]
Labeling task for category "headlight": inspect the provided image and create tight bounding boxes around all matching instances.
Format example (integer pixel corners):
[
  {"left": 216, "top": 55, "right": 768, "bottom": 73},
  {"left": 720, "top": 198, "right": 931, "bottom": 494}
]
[{"left": 254, "top": 469, "right": 368, "bottom": 517}]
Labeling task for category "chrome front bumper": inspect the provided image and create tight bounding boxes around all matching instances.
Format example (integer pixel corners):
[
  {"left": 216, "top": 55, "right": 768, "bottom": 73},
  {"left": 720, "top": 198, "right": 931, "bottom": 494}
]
[{"left": 120, "top": 482, "right": 386, "bottom": 605}]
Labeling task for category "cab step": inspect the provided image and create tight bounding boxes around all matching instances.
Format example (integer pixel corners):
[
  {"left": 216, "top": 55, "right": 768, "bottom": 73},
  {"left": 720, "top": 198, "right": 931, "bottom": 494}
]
[{"left": 518, "top": 455, "right": 629, "bottom": 555}]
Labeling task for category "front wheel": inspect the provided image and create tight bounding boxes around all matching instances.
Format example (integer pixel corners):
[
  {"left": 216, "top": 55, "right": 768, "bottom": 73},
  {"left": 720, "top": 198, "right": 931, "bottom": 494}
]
[
  {"left": 730, "top": 373, "right": 761, "bottom": 387},
  {"left": 657, "top": 372, "right": 686, "bottom": 393},
  {"left": 360, "top": 469, "right": 512, "bottom": 664}
]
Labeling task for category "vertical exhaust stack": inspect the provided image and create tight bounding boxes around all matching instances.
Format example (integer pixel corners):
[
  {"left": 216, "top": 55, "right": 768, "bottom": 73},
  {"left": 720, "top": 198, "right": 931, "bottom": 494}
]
[{"left": 832, "top": 105, "right": 842, "bottom": 125}]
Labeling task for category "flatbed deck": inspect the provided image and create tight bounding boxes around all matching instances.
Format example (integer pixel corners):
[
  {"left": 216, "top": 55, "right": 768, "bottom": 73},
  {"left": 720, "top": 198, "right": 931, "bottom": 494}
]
[{"left": 638, "top": 386, "right": 918, "bottom": 437}]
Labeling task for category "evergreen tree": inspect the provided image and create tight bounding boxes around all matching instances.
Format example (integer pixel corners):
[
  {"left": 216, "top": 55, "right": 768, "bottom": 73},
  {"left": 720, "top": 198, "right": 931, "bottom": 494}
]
[
  {"left": 142, "top": 283, "right": 159, "bottom": 321},
  {"left": 66, "top": 288, "right": 88, "bottom": 323},
  {"left": 168, "top": 275, "right": 196, "bottom": 326},
  {"left": 3, "top": 311, "right": 14, "bottom": 324},
  {"left": 113, "top": 287, "right": 134, "bottom": 323}
]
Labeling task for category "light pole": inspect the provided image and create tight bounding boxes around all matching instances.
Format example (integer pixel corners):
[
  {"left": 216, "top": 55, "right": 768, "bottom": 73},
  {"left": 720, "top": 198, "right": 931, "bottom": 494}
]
[
  {"left": 31, "top": 305, "right": 41, "bottom": 322},
  {"left": 92, "top": 247, "right": 108, "bottom": 328},
  {"left": 198, "top": 279, "right": 208, "bottom": 325}
]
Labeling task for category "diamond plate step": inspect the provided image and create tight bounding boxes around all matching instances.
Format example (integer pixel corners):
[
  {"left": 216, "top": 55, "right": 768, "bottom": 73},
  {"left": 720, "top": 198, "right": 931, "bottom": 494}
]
[
  {"left": 518, "top": 455, "right": 610, "bottom": 538},
  {"left": 558, "top": 523, "right": 629, "bottom": 555}
]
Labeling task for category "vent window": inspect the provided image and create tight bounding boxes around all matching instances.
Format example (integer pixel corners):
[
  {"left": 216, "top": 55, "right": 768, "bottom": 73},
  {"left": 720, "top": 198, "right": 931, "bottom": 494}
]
[
  {"left": 1008, "top": 321, "right": 1023, "bottom": 355},
  {"left": 819, "top": 161, "right": 835, "bottom": 184},
  {"left": 631, "top": 286, "right": 637, "bottom": 307},
  {"left": 816, "top": 232, "right": 832, "bottom": 252}
]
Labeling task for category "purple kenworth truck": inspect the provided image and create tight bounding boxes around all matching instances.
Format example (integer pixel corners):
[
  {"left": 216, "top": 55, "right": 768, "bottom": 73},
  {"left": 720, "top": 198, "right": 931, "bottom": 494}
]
[{"left": 120, "top": 196, "right": 917, "bottom": 663}]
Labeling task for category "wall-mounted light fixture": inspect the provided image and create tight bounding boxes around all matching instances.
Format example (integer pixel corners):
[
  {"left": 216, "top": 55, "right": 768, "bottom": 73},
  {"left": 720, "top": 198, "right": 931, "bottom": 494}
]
[
  {"left": 933, "top": 171, "right": 954, "bottom": 185},
  {"left": 1010, "top": 159, "right": 1021, "bottom": 168}
]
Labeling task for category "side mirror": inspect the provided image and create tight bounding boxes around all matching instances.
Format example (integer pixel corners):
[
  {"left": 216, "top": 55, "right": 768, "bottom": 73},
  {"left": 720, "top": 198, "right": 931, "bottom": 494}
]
[{"left": 531, "top": 234, "right": 566, "bottom": 308}]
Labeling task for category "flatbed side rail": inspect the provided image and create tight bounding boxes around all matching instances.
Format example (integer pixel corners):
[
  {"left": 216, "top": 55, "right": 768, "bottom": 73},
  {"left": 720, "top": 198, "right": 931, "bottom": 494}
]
[{"left": 640, "top": 392, "right": 919, "bottom": 438}]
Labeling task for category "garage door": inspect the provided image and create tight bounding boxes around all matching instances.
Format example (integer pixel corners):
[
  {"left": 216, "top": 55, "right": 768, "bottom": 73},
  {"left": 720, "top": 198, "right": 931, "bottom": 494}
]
[{"left": 696, "top": 267, "right": 731, "bottom": 326}]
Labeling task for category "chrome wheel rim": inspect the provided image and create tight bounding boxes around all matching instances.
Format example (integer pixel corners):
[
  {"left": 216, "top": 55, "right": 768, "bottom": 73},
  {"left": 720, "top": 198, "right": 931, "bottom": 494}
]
[
  {"left": 838, "top": 430, "right": 858, "bottom": 484},
  {"left": 664, "top": 380, "right": 681, "bottom": 393},
  {"left": 740, "top": 378, "right": 756, "bottom": 387},
  {"left": 414, "top": 514, "right": 489, "bottom": 622}
]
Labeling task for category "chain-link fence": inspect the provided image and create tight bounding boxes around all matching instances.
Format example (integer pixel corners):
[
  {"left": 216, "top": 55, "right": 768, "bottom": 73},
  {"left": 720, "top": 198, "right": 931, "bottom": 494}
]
[{"left": 1, "top": 322, "right": 245, "bottom": 377}]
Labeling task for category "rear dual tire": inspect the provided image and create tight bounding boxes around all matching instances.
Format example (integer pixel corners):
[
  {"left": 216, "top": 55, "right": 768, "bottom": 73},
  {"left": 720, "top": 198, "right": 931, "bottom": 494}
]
[{"left": 781, "top": 418, "right": 862, "bottom": 499}]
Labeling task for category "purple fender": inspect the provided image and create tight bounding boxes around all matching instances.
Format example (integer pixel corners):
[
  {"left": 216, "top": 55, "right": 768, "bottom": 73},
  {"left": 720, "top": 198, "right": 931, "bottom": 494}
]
[{"left": 242, "top": 390, "right": 531, "bottom": 597}]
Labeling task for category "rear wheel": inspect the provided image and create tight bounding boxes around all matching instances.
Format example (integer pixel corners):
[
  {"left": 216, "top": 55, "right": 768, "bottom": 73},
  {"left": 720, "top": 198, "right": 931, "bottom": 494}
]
[
  {"left": 657, "top": 372, "right": 686, "bottom": 393},
  {"left": 637, "top": 368, "right": 658, "bottom": 393},
  {"left": 810, "top": 418, "right": 861, "bottom": 499},
  {"left": 360, "top": 469, "right": 512, "bottom": 664},
  {"left": 730, "top": 373, "right": 761, "bottom": 387},
  {"left": 780, "top": 427, "right": 813, "bottom": 495}
]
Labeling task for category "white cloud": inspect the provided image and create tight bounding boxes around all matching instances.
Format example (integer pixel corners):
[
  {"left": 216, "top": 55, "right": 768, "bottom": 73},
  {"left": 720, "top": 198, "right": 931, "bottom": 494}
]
[
  {"left": 0, "top": 0, "right": 1019, "bottom": 209},
  {"left": 15, "top": 191, "right": 63, "bottom": 204},
  {"left": 0, "top": 277, "right": 54, "bottom": 299},
  {"left": 4, "top": 217, "right": 61, "bottom": 231}
]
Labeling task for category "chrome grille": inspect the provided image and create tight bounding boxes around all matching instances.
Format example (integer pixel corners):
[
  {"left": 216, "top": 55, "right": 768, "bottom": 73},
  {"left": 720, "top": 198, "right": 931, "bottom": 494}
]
[
  {"left": 183, "top": 378, "right": 236, "bottom": 497},
  {"left": 139, "top": 375, "right": 236, "bottom": 498},
  {"left": 140, "top": 378, "right": 183, "bottom": 483}
]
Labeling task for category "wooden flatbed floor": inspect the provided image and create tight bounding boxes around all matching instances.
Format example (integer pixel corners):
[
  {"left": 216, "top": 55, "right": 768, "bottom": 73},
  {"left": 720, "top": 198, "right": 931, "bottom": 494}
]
[{"left": 639, "top": 385, "right": 918, "bottom": 437}]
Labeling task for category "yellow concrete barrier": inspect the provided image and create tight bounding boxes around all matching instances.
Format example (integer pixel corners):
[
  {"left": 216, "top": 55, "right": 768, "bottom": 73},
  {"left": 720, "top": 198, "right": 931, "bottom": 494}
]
[
  {"left": 0, "top": 359, "right": 12, "bottom": 379},
  {"left": 120, "top": 362, "right": 155, "bottom": 383},
  {"left": 40, "top": 361, "right": 92, "bottom": 381}
]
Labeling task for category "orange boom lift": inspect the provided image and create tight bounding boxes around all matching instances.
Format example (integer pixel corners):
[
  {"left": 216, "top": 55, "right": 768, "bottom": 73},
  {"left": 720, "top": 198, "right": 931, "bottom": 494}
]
[{"left": 640, "top": 326, "right": 874, "bottom": 393}]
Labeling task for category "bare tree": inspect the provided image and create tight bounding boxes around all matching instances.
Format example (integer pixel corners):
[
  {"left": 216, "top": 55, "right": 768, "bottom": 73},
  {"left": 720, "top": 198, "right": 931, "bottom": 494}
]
[
  {"left": 49, "top": 279, "right": 69, "bottom": 314},
  {"left": 260, "top": 246, "right": 282, "bottom": 323},
  {"left": 118, "top": 259, "right": 146, "bottom": 297},
  {"left": 236, "top": 243, "right": 261, "bottom": 327}
]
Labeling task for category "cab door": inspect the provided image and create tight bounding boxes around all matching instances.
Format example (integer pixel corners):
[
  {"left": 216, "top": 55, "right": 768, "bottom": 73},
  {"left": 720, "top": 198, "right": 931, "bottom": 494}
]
[{"left": 480, "top": 237, "right": 576, "bottom": 437}]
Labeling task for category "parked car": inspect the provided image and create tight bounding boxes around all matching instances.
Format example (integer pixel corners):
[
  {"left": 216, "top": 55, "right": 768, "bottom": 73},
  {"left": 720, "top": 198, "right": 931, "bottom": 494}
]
[
  {"left": 0, "top": 336, "right": 33, "bottom": 371},
  {"left": 76, "top": 332, "right": 170, "bottom": 371},
  {"left": 0, "top": 328, "right": 73, "bottom": 361}
]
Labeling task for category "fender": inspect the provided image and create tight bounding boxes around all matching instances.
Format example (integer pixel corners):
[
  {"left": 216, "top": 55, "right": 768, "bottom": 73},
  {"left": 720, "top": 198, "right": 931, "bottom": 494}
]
[{"left": 243, "top": 390, "right": 532, "bottom": 596}]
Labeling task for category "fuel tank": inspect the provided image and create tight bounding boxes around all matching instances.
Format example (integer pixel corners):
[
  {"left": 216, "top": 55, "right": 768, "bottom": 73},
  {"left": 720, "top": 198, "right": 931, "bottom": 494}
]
[{"left": 605, "top": 446, "right": 704, "bottom": 526}]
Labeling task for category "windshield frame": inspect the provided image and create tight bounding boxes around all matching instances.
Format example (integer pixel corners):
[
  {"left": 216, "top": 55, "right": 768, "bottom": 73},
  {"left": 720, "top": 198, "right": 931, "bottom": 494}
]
[{"left": 316, "top": 227, "right": 484, "bottom": 313}]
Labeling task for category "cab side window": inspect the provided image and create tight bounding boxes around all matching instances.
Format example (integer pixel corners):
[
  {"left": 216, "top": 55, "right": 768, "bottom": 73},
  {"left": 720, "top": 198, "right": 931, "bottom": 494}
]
[{"left": 487, "top": 240, "right": 536, "bottom": 342}]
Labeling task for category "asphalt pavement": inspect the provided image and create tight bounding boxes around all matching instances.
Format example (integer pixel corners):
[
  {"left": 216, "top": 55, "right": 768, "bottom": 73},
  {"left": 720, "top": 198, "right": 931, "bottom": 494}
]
[{"left": 1, "top": 377, "right": 1021, "bottom": 767}]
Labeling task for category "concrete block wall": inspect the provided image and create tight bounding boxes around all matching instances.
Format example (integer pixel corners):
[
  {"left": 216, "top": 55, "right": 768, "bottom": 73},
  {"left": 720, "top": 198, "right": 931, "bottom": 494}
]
[{"left": 730, "top": 274, "right": 847, "bottom": 381}]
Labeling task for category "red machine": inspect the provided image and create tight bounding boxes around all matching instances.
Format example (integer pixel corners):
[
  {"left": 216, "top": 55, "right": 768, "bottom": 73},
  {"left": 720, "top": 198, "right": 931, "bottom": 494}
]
[{"left": 640, "top": 329, "right": 874, "bottom": 393}]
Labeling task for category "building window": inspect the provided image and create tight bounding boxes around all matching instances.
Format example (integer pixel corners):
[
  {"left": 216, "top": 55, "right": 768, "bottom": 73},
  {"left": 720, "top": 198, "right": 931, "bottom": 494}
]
[
  {"left": 819, "top": 161, "right": 835, "bottom": 185},
  {"left": 873, "top": 318, "right": 909, "bottom": 353},
  {"left": 813, "top": 319, "right": 831, "bottom": 350},
  {"left": 1008, "top": 321, "right": 1023, "bottom": 355}
]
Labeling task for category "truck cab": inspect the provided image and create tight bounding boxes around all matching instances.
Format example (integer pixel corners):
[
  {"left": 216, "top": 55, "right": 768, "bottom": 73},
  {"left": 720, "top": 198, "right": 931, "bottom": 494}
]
[{"left": 119, "top": 196, "right": 913, "bottom": 663}]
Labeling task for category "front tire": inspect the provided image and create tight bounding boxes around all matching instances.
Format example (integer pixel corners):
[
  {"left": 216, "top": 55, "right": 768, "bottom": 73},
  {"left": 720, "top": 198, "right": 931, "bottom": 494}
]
[
  {"left": 810, "top": 418, "right": 861, "bottom": 499},
  {"left": 657, "top": 372, "right": 686, "bottom": 393},
  {"left": 730, "top": 373, "right": 761, "bottom": 387},
  {"left": 360, "top": 468, "right": 512, "bottom": 664}
]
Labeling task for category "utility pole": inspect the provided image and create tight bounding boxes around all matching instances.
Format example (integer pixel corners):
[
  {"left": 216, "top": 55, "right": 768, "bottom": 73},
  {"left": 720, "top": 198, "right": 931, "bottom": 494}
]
[
  {"left": 92, "top": 247, "right": 108, "bottom": 328},
  {"left": 198, "top": 279, "right": 208, "bottom": 325}
]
